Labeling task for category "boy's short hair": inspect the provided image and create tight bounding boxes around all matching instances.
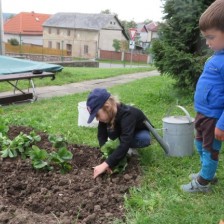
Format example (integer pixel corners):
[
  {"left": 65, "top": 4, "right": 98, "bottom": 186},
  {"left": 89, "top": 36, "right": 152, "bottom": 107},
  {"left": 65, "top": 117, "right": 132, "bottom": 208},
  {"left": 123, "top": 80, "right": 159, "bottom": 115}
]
[{"left": 199, "top": 0, "right": 224, "bottom": 32}]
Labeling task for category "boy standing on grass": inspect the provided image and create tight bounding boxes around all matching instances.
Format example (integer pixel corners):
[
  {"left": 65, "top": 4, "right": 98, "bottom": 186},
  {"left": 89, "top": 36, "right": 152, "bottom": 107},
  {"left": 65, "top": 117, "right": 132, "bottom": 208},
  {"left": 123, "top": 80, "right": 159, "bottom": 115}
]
[{"left": 181, "top": 0, "right": 224, "bottom": 193}]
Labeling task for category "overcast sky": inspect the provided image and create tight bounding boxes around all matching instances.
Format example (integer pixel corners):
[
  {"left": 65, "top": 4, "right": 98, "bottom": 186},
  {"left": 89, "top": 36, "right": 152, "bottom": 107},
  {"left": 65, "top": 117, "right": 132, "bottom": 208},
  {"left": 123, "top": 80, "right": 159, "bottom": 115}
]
[{"left": 2, "top": 0, "right": 164, "bottom": 22}]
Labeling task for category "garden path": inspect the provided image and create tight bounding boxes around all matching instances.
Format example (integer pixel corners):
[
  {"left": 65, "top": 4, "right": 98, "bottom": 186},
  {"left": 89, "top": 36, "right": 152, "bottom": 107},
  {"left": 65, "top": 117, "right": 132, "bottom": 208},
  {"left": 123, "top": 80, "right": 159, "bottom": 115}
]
[{"left": 0, "top": 70, "right": 160, "bottom": 100}]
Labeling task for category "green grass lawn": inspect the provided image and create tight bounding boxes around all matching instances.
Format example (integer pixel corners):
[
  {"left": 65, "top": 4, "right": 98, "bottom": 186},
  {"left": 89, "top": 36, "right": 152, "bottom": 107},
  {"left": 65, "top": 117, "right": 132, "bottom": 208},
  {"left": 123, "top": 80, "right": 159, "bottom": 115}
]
[
  {"left": 0, "top": 66, "right": 155, "bottom": 92},
  {"left": 1, "top": 74, "right": 224, "bottom": 224}
]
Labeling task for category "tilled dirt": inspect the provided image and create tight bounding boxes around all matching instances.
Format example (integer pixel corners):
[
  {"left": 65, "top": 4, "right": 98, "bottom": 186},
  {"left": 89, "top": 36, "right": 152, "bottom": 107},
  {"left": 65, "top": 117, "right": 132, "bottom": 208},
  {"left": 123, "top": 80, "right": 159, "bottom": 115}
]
[{"left": 0, "top": 126, "right": 142, "bottom": 224}]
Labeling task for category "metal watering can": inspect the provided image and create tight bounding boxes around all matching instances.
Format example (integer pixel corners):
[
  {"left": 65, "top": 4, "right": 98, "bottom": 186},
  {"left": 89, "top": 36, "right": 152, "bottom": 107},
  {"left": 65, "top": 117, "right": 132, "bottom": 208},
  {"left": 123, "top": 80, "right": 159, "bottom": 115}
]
[{"left": 144, "top": 105, "right": 195, "bottom": 157}]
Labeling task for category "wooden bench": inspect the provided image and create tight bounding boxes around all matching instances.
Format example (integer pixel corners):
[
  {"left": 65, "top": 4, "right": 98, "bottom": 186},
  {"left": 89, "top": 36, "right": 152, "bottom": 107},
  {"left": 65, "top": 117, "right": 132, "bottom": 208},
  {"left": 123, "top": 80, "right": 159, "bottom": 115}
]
[{"left": 0, "top": 72, "right": 55, "bottom": 105}]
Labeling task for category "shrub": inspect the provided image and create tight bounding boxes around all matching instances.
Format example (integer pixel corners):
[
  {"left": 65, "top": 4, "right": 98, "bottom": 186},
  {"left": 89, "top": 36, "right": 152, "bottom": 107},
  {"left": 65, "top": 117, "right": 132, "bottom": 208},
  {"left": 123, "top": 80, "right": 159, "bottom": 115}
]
[
  {"left": 8, "top": 38, "right": 19, "bottom": 46},
  {"left": 151, "top": 0, "right": 214, "bottom": 90}
]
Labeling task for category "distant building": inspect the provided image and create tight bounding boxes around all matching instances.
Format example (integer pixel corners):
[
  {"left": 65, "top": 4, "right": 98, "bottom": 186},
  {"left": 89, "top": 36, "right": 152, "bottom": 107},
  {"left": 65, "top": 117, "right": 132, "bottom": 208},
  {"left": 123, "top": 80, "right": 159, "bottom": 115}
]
[
  {"left": 136, "top": 23, "right": 149, "bottom": 50},
  {"left": 43, "top": 12, "right": 128, "bottom": 58},
  {"left": 136, "top": 21, "right": 159, "bottom": 50},
  {"left": 146, "top": 21, "right": 159, "bottom": 41},
  {"left": 4, "top": 12, "right": 51, "bottom": 45}
]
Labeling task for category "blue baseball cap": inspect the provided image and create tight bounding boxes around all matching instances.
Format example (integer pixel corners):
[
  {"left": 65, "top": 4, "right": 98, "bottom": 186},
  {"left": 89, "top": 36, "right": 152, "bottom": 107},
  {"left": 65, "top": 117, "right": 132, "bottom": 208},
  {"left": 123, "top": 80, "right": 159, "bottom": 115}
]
[{"left": 86, "top": 88, "right": 111, "bottom": 123}]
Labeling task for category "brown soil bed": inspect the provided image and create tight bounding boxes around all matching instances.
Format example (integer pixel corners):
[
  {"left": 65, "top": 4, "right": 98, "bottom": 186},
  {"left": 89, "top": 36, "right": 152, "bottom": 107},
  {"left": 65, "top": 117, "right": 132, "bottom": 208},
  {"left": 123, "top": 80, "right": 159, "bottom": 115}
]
[{"left": 0, "top": 126, "right": 142, "bottom": 224}]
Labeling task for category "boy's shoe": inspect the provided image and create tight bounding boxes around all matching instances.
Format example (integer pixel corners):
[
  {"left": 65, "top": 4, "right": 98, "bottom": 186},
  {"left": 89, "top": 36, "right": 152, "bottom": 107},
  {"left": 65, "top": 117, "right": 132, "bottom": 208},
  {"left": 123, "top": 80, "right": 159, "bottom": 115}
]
[
  {"left": 189, "top": 172, "right": 218, "bottom": 185},
  {"left": 127, "top": 148, "right": 139, "bottom": 156},
  {"left": 181, "top": 179, "right": 211, "bottom": 193}
]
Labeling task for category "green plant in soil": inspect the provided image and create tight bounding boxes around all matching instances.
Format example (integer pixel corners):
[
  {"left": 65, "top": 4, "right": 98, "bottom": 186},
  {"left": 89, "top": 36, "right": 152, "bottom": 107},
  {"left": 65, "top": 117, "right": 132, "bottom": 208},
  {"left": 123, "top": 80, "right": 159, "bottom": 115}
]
[
  {"left": 48, "top": 134, "right": 67, "bottom": 148},
  {"left": 29, "top": 146, "right": 73, "bottom": 173},
  {"left": 49, "top": 147, "right": 73, "bottom": 174},
  {"left": 0, "top": 133, "right": 15, "bottom": 158},
  {"left": 29, "top": 145, "right": 51, "bottom": 170},
  {"left": 100, "top": 139, "right": 128, "bottom": 174},
  {"left": 0, "top": 131, "right": 41, "bottom": 159},
  {"left": 0, "top": 125, "right": 73, "bottom": 173},
  {"left": 0, "top": 115, "right": 9, "bottom": 135}
]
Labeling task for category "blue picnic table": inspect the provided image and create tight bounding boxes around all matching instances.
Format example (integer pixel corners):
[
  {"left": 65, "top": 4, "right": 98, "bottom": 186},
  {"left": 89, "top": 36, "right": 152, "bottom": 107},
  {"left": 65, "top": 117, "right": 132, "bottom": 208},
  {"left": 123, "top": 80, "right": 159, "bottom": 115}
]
[{"left": 0, "top": 56, "right": 63, "bottom": 105}]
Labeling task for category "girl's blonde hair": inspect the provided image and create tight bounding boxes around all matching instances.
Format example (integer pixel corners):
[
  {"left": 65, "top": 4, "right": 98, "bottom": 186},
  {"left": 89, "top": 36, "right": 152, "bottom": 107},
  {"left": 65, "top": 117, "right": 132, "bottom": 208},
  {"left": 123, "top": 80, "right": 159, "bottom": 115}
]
[
  {"left": 101, "top": 95, "right": 120, "bottom": 129},
  {"left": 199, "top": 0, "right": 224, "bottom": 32}
]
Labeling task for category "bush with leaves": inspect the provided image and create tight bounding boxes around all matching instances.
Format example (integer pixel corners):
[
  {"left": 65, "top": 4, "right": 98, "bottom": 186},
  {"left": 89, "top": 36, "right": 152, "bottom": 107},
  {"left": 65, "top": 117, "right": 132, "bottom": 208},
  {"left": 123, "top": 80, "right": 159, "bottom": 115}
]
[
  {"left": 151, "top": 39, "right": 210, "bottom": 89},
  {"left": 151, "top": 0, "right": 214, "bottom": 90},
  {"left": 8, "top": 38, "right": 19, "bottom": 46},
  {"left": 112, "top": 39, "right": 121, "bottom": 52}
]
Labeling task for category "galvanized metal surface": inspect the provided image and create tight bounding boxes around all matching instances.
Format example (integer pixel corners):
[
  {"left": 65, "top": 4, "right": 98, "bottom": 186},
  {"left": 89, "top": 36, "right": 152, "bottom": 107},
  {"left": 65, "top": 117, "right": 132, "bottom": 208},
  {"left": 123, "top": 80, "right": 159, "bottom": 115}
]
[{"left": 162, "top": 105, "right": 195, "bottom": 157}]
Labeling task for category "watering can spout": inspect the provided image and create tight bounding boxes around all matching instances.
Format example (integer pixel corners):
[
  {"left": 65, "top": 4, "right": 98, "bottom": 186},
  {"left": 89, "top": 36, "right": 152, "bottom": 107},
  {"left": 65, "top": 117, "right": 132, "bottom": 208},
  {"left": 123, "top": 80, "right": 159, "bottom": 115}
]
[{"left": 144, "top": 120, "right": 169, "bottom": 154}]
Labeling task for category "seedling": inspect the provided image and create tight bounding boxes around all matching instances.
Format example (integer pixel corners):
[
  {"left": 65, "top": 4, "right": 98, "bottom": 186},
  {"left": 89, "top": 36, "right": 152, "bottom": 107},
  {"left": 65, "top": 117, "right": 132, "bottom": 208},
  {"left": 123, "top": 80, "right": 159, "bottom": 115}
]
[
  {"left": 0, "top": 129, "right": 73, "bottom": 174},
  {"left": 0, "top": 133, "right": 17, "bottom": 158},
  {"left": 29, "top": 145, "right": 51, "bottom": 170},
  {"left": 0, "top": 131, "right": 41, "bottom": 159},
  {"left": 48, "top": 134, "right": 67, "bottom": 148},
  {"left": 100, "top": 139, "right": 128, "bottom": 174},
  {"left": 49, "top": 147, "right": 73, "bottom": 173}
]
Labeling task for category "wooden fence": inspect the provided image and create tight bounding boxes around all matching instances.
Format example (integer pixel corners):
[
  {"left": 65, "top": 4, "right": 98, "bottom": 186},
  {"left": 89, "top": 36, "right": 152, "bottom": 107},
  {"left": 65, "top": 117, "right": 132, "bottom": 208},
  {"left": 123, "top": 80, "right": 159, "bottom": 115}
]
[
  {"left": 5, "top": 43, "right": 67, "bottom": 56},
  {"left": 99, "top": 50, "right": 151, "bottom": 63}
]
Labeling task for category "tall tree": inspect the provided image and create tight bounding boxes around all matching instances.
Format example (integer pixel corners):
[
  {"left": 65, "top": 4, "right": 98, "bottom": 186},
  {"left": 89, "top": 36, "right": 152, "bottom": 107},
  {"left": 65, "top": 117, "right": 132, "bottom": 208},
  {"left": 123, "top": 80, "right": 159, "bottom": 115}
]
[
  {"left": 101, "top": 9, "right": 112, "bottom": 14},
  {"left": 143, "top": 19, "right": 152, "bottom": 24},
  {"left": 151, "top": 0, "right": 215, "bottom": 90},
  {"left": 101, "top": 9, "right": 118, "bottom": 17}
]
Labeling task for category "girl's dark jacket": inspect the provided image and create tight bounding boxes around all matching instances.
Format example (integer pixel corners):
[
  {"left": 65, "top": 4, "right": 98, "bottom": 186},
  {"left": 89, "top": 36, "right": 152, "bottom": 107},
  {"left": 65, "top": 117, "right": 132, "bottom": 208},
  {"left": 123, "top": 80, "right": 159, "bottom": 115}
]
[{"left": 97, "top": 103, "right": 151, "bottom": 168}]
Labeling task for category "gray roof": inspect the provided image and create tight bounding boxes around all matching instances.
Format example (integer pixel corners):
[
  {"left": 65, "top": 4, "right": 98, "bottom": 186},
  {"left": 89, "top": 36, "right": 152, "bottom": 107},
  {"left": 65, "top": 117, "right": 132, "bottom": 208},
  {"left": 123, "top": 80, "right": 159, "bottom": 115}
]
[{"left": 43, "top": 12, "right": 117, "bottom": 30}]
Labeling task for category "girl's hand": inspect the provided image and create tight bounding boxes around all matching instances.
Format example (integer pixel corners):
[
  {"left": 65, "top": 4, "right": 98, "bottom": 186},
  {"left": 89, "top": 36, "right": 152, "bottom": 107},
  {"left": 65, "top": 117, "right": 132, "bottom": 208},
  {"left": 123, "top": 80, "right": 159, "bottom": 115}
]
[
  {"left": 93, "top": 162, "right": 111, "bottom": 179},
  {"left": 215, "top": 127, "right": 224, "bottom": 141}
]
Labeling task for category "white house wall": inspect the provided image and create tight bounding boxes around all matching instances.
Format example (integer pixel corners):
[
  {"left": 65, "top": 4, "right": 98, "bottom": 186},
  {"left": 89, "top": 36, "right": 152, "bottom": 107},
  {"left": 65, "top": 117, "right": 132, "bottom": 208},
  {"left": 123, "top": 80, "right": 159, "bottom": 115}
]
[
  {"left": 4, "top": 34, "right": 43, "bottom": 45},
  {"left": 152, "top": 32, "right": 159, "bottom": 39},
  {"left": 99, "top": 29, "right": 126, "bottom": 51},
  {"left": 139, "top": 32, "right": 148, "bottom": 42}
]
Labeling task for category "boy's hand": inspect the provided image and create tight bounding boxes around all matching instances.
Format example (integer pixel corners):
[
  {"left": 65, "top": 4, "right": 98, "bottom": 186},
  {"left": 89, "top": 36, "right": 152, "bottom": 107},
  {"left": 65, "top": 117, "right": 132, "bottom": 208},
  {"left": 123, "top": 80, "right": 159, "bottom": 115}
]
[{"left": 215, "top": 127, "right": 224, "bottom": 141}]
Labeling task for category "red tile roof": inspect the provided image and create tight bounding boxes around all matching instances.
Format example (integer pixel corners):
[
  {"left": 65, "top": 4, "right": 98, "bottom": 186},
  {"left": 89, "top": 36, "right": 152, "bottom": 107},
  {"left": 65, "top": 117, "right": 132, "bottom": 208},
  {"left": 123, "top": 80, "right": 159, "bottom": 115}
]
[
  {"left": 136, "top": 23, "right": 147, "bottom": 33},
  {"left": 4, "top": 12, "right": 51, "bottom": 35}
]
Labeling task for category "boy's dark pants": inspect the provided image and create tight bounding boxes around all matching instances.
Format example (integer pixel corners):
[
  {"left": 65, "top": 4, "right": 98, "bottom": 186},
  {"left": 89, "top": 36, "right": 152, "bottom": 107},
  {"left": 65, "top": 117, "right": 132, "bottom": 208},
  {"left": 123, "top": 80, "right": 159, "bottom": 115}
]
[{"left": 195, "top": 113, "right": 221, "bottom": 184}]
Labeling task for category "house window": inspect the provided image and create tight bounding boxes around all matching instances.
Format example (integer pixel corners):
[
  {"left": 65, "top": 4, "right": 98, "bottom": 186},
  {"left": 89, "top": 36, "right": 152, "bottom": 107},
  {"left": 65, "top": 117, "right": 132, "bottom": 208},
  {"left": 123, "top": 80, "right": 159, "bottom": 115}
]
[
  {"left": 66, "top": 44, "right": 72, "bottom": 56},
  {"left": 67, "top": 29, "right": 71, "bottom": 36},
  {"left": 48, "top": 28, "right": 51, "bottom": 34},
  {"left": 84, "top": 45, "right": 88, "bottom": 54},
  {"left": 57, "top": 28, "right": 60, "bottom": 35},
  {"left": 48, "top": 41, "right": 52, "bottom": 48},
  {"left": 56, "top": 42, "right": 60, "bottom": 49}
]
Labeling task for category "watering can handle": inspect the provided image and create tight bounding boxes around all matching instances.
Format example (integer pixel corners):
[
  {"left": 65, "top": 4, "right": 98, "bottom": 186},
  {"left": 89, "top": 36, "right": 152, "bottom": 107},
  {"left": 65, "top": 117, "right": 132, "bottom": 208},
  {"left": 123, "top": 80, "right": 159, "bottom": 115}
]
[{"left": 176, "top": 105, "right": 192, "bottom": 123}]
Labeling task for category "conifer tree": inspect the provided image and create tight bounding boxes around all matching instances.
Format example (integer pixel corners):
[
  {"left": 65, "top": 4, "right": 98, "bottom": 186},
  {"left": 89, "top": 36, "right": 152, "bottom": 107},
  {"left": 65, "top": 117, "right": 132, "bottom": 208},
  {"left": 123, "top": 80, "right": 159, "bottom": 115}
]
[{"left": 151, "top": 0, "right": 215, "bottom": 89}]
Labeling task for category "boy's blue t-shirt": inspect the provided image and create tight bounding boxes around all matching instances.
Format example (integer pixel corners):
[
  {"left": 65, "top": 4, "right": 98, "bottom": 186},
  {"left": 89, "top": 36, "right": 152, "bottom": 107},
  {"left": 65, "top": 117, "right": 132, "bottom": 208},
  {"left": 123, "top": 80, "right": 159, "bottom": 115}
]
[{"left": 194, "top": 50, "right": 224, "bottom": 130}]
